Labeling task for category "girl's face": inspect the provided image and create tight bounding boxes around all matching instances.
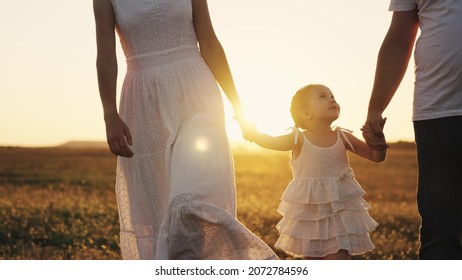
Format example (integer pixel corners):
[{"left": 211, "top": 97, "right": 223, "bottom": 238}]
[{"left": 304, "top": 85, "right": 340, "bottom": 122}]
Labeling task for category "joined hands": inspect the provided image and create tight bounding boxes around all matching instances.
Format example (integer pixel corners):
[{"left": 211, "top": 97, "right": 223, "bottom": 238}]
[{"left": 361, "top": 116, "right": 389, "bottom": 151}]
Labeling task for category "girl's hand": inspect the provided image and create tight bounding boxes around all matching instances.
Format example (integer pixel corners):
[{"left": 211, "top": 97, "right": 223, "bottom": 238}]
[
  {"left": 242, "top": 123, "right": 258, "bottom": 142},
  {"left": 362, "top": 130, "right": 388, "bottom": 150},
  {"left": 104, "top": 114, "right": 134, "bottom": 158}
]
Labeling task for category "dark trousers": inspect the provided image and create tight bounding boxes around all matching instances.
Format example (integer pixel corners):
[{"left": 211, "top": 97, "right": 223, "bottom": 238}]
[{"left": 414, "top": 116, "right": 462, "bottom": 260}]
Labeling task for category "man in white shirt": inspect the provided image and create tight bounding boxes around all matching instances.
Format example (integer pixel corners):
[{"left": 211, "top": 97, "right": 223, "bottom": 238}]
[{"left": 363, "top": 0, "right": 462, "bottom": 259}]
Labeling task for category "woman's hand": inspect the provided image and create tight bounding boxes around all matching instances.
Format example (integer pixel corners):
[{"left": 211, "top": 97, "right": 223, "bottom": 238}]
[
  {"left": 234, "top": 108, "right": 257, "bottom": 142},
  {"left": 104, "top": 114, "right": 134, "bottom": 157}
]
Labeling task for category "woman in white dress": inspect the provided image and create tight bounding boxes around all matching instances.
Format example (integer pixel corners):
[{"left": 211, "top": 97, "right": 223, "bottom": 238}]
[{"left": 93, "top": 0, "right": 276, "bottom": 259}]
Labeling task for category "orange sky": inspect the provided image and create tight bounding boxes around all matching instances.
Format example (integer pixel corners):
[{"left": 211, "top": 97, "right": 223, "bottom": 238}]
[{"left": 0, "top": 1, "right": 416, "bottom": 147}]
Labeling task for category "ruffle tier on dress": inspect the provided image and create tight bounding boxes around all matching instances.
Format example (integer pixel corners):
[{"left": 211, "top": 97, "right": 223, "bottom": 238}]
[{"left": 274, "top": 169, "right": 378, "bottom": 258}]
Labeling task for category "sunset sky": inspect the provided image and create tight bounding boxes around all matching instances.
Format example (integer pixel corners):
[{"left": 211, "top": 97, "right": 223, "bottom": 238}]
[{"left": 0, "top": 1, "right": 416, "bottom": 147}]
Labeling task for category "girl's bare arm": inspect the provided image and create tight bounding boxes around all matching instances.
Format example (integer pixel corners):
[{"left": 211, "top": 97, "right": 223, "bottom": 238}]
[
  {"left": 344, "top": 132, "right": 387, "bottom": 162},
  {"left": 249, "top": 131, "right": 298, "bottom": 152}
]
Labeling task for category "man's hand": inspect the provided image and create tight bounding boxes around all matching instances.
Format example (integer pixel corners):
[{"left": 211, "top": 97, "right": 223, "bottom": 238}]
[{"left": 362, "top": 114, "right": 389, "bottom": 150}]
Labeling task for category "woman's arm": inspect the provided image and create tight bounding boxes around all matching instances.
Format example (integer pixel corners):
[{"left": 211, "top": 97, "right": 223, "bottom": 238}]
[
  {"left": 93, "top": 0, "right": 133, "bottom": 157},
  {"left": 191, "top": 0, "right": 243, "bottom": 115},
  {"left": 344, "top": 132, "right": 387, "bottom": 163}
]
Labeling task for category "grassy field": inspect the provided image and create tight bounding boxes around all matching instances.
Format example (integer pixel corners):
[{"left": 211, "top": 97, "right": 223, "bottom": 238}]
[{"left": 0, "top": 142, "right": 420, "bottom": 260}]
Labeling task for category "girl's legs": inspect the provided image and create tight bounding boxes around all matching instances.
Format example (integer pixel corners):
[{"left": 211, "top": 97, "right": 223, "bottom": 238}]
[
  {"left": 304, "top": 249, "right": 351, "bottom": 260},
  {"left": 324, "top": 249, "right": 351, "bottom": 260}
]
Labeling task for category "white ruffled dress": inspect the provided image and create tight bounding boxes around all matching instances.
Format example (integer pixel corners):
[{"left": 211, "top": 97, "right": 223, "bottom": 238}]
[{"left": 275, "top": 128, "right": 378, "bottom": 257}]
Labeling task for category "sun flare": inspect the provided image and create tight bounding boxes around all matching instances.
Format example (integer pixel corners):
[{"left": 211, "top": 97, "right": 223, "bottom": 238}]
[{"left": 195, "top": 137, "right": 210, "bottom": 152}]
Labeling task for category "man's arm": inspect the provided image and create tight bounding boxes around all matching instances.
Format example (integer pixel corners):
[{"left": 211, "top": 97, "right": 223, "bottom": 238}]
[{"left": 365, "top": 10, "right": 419, "bottom": 135}]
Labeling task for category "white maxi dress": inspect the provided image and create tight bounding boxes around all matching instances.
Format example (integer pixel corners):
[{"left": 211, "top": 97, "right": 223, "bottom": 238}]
[{"left": 111, "top": 0, "right": 276, "bottom": 260}]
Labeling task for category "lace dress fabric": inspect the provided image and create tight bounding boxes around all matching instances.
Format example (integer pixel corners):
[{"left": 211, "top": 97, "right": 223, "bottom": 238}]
[
  {"left": 275, "top": 129, "right": 378, "bottom": 257},
  {"left": 111, "top": 0, "right": 276, "bottom": 259}
]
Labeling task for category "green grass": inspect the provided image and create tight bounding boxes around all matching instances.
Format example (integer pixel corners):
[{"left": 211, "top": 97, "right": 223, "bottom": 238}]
[{"left": 0, "top": 143, "right": 419, "bottom": 259}]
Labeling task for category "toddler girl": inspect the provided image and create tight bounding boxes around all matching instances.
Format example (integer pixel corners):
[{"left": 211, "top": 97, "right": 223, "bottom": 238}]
[{"left": 243, "top": 84, "right": 387, "bottom": 260}]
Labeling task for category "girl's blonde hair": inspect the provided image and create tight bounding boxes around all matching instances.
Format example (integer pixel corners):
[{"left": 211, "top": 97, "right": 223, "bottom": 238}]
[{"left": 290, "top": 84, "right": 320, "bottom": 129}]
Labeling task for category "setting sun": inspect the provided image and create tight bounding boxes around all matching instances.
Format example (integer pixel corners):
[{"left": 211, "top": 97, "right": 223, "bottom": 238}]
[
  {"left": 2, "top": 0, "right": 456, "bottom": 268},
  {"left": 0, "top": 1, "right": 415, "bottom": 147}
]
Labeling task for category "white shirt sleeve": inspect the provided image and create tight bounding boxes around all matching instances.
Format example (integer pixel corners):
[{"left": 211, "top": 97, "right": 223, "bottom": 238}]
[{"left": 389, "top": 0, "right": 417, "bottom": 11}]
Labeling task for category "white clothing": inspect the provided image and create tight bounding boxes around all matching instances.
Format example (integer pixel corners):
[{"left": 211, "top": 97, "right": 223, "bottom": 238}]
[
  {"left": 275, "top": 128, "right": 377, "bottom": 257},
  {"left": 389, "top": 0, "right": 462, "bottom": 121},
  {"left": 111, "top": 0, "right": 276, "bottom": 260}
]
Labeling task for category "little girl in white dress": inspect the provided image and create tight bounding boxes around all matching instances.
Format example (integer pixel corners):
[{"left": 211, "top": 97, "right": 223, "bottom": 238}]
[{"left": 243, "top": 84, "right": 388, "bottom": 259}]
